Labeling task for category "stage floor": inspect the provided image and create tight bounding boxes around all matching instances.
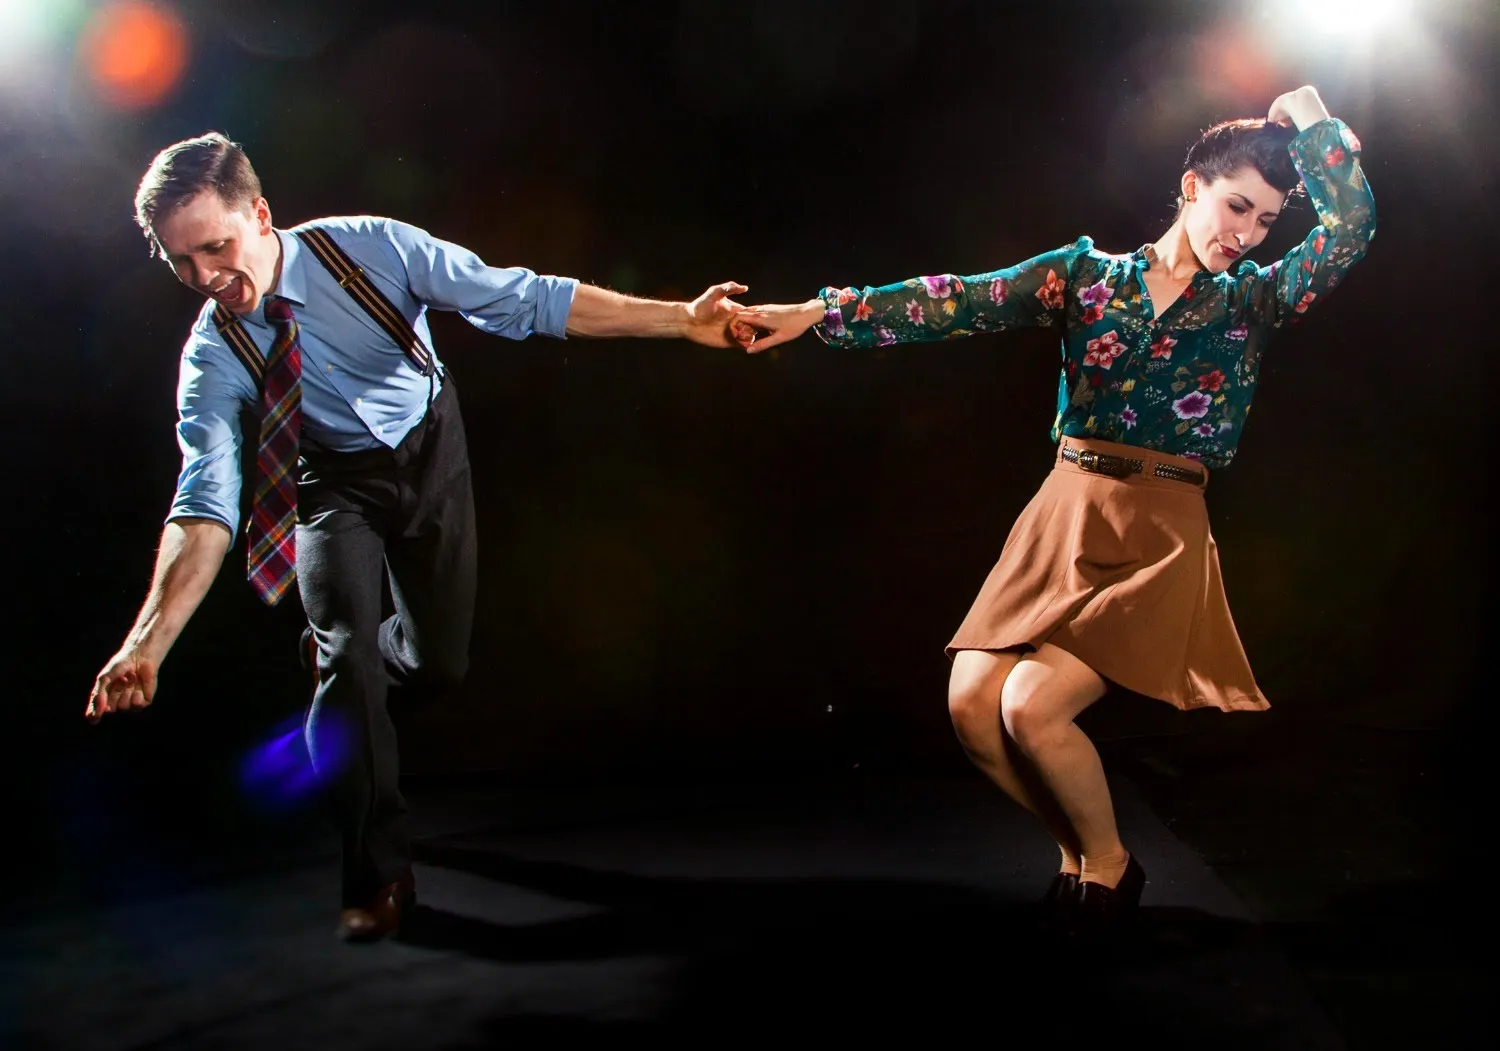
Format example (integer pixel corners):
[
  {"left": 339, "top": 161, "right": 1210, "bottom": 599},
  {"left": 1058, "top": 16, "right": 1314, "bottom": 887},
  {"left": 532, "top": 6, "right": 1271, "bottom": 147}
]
[{"left": 3, "top": 769, "right": 1346, "bottom": 1049}]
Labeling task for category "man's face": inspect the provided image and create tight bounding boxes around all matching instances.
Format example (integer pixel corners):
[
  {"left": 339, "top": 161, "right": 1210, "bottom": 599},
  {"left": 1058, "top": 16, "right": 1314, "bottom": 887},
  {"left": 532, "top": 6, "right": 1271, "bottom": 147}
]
[{"left": 153, "top": 191, "right": 279, "bottom": 315}]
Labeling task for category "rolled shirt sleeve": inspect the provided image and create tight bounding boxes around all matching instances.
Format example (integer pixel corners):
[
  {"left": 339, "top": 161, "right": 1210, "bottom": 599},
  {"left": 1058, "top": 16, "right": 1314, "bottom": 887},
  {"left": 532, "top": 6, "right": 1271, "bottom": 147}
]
[
  {"left": 380, "top": 218, "right": 578, "bottom": 340},
  {"left": 166, "top": 322, "right": 255, "bottom": 536}
]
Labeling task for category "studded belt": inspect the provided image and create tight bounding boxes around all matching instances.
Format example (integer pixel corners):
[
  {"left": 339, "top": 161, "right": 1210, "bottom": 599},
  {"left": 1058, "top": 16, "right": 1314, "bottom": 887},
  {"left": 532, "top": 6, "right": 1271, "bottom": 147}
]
[{"left": 1060, "top": 445, "right": 1205, "bottom": 487}]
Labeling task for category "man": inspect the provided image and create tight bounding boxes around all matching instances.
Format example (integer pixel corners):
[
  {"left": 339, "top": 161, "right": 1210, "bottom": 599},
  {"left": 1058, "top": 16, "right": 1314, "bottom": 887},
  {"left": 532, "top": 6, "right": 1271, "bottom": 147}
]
[{"left": 85, "top": 131, "right": 748, "bottom": 941}]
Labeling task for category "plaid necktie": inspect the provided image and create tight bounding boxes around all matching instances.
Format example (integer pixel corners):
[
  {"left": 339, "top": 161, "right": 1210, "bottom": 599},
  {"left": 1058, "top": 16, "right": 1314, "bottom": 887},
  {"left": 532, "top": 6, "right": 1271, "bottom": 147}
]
[{"left": 247, "top": 297, "right": 302, "bottom": 606}]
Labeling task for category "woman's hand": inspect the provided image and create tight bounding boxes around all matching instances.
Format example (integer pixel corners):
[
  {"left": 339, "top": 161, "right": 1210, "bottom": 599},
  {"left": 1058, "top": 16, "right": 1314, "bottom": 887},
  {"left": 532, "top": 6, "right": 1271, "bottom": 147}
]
[
  {"left": 1268, "top": 86, "right": 1331, "bottom": 131},
  {"left": 729, "top": 298, "right": 827, "bottom": 354}
]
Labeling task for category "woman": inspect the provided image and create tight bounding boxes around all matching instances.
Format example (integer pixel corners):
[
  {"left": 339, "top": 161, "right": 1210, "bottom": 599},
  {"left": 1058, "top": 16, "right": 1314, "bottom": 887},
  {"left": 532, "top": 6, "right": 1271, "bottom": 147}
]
[{"left": 733, "top": 85, "right": 1375, "bottom": 937}]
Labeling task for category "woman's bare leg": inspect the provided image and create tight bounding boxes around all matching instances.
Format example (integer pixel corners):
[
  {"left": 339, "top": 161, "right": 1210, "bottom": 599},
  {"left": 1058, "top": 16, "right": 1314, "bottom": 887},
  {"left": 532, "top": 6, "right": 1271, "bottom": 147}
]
[
  {"left": 999, "top": 643, "right": 1131, "bottom": 889},
  {"left": 948, "top": 648, "right": 1084, "bottom": 874}
]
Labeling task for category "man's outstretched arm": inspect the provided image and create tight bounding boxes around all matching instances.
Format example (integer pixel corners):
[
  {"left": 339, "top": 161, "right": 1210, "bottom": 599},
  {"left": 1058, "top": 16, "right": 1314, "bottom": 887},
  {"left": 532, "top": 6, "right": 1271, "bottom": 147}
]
[
  {"left": 86, "top": 518, "right": 231, "bottom": 721},
  {"left": 565, "top": 281, "right": 749, "bottom": 346},
  {"left": 379, "top": 218, "right": 750, "bottom": 348}
]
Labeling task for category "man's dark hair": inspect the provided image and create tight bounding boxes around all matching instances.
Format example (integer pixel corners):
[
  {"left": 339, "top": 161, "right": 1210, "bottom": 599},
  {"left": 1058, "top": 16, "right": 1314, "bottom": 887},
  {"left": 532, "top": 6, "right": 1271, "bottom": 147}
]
[
  {"left": 1183, "top": 118, "right": 1302, "bottom": 203},
  {"left": 133, "top": 132, "right": 262, "bottom": 256}
]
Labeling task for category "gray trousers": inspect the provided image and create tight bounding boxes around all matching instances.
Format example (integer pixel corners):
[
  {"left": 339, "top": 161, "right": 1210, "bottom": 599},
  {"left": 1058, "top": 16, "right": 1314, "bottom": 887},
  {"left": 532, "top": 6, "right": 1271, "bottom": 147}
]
[{"left": 294, "top": 378, "right": 476, "bottom": 905}]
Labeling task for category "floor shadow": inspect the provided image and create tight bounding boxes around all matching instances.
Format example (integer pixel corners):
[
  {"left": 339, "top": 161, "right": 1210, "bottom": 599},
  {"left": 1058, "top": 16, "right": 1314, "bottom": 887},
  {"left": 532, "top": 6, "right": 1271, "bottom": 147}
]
[
  {"left": 1257, "top": 879, "right": 1490, "bottom": 1046},
  {"left": 1263, "top": 879, "right": 1468, "bottom": 964},
  {"left": 404, "top": 838, "right": 1341, "bottom": 1047},
  {"left": 403, "top": 836, "right": 1068, "bottom": 962}
]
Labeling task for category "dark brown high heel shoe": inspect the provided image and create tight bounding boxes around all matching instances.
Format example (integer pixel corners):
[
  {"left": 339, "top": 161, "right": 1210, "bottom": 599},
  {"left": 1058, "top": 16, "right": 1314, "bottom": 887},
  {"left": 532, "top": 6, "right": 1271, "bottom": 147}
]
[
  {"left": 1073, "top": 854, "right": 1146, "bottom": 941},
  {"left": 1039, "top": 871, "right": 1080, "bottom": 933}
]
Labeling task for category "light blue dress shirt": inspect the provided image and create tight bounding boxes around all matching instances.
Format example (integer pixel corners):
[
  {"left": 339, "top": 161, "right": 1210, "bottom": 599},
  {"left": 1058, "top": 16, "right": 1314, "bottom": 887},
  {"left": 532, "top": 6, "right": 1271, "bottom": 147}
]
[{"left": 168, "top": 216, "right": 578, "bottom": 535}]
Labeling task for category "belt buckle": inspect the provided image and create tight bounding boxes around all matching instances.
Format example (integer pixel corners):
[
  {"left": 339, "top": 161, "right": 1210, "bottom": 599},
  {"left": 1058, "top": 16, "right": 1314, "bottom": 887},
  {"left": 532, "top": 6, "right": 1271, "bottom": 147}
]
[{"left": 1076, "top": 449, "right": 1126, "bottom": 478}]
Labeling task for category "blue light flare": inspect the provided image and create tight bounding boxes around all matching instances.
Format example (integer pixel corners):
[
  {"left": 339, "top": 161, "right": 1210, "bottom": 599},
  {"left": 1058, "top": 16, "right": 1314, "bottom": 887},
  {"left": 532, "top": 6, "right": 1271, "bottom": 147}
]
[{"left": 238, "top": 710, "right": 344, "bottom": 811}]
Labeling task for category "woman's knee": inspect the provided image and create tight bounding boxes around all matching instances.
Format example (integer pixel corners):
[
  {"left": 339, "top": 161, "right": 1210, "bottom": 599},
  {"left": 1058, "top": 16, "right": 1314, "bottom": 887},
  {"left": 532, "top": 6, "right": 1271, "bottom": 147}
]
[
  {"left": 1000, "top": 692, "right": 1043, "bottom": 753},
  {"left": 947, "top": 680, "right": 992, "bottom": 744},
  {"left": 1000, "top": 648, "right": 1105, "bottom": 751},
  {"left": 947, "top": 651, "right": 1017, "bottom": 742},
  {"left": 1000, "top": 671, "right": 1064, "bottom": 753}
]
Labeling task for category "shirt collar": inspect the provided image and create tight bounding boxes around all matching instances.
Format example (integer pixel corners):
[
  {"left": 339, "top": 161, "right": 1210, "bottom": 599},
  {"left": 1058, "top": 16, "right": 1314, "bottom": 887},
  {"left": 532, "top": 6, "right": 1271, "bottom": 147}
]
[
  {"left": 1134, "top": 241, "right": 1215, "bottom": 284},
  {"left": 259, "top": 228, "right": 308, "bottom": 318}
]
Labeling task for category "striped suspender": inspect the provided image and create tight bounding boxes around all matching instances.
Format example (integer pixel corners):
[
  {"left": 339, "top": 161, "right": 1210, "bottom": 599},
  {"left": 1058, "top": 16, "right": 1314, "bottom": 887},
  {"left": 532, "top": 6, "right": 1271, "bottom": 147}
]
[
  {"left": 209, "top": 226, "right": 438, "bottom": 393},
  {"left": 295, "top": 227, "right": 436, "bottom": 377},
  {"left": 212, "top": 304, "right": 266, "bottom": 395}
]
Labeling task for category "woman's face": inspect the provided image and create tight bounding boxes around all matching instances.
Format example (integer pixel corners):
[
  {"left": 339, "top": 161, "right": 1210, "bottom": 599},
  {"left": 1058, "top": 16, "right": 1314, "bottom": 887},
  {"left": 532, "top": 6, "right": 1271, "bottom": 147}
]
[{"left": 1181, "top": 166, "right": 1284, "bottom": 273}]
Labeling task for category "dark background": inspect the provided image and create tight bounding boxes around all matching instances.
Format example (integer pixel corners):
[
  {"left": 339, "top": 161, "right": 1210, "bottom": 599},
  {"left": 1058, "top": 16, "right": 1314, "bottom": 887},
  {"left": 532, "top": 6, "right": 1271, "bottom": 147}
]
[{"left": 2, "top": 0, "right": 1494, "bottom": 922}]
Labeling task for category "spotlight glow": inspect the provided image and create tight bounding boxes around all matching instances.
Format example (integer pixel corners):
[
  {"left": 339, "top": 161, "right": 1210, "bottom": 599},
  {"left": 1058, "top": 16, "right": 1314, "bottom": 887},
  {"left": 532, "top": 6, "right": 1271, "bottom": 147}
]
[
  {"left": 1294, "top": 0, "right": 1414, "bottom": 38},
  {"left": 80, "top": 0, "right": 189, "bottom": 109},
  {"left": 0, "top": 0, "right": 50, "bottom": 54},
  {"left": 0, "top": 0, "right": 85, "bottom": 68}
]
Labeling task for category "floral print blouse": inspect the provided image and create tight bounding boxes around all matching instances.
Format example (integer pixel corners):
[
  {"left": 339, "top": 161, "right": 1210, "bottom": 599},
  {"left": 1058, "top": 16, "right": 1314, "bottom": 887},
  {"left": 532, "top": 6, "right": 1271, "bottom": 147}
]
[{"left": 812, "top": 118, "right": 1376, "bottom": 469}]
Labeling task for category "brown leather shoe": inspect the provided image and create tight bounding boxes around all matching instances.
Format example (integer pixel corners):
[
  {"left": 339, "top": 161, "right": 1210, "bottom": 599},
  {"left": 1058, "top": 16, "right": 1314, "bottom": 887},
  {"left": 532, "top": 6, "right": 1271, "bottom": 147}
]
[{"left": 337, "top": 874, "right": 416, "bottom": 943}]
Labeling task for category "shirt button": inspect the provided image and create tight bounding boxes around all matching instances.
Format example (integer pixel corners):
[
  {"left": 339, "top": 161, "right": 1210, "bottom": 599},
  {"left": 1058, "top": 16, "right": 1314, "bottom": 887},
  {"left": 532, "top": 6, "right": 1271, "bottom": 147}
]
[
  {"left": 325, "top": 364, "right": 334, "bottom": 373},
  {"left": 355, "top": 397, "right": 362, "bottom": 406}
]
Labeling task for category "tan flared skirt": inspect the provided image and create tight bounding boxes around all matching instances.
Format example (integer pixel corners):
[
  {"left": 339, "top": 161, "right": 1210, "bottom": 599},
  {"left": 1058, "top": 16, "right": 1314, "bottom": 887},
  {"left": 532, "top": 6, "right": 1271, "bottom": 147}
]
[{"left": 946, "top": 436, "right": 1268, "bottom": 712}]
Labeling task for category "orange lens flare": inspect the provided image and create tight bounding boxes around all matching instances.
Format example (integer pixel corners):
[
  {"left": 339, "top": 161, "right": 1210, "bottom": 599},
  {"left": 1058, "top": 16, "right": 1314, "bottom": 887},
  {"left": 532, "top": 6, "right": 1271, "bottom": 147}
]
[{"left": 82, "top": 1, "right": 189, "bottom": 109}]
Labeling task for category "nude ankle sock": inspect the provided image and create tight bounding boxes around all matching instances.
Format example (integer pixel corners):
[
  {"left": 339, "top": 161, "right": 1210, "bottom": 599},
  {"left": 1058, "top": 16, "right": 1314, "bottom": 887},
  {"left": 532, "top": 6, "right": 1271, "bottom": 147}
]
[{"left": 1080, "top": 849, "right": 1130, "bottom": 888}]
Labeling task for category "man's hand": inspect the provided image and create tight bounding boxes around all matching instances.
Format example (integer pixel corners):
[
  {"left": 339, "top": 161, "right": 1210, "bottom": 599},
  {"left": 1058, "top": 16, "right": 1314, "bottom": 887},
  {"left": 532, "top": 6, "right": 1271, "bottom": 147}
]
[
  {"left": 682, "top": 281, "right": 751, "bottom": 347},
  {"left": 1268, "top": 85, "right": 1331, "bottom": 132},
  {"left": 565, "top": 281, "right": 756, "bottom": 345},
  {"left": 730, "top": 298, "right": 826, "bottom": 354},
  {"left": 82, "top": 517, "right": 230, "bottom": 724},
  {"left": 87, "top": 648, "right": 159, "bottom": 722}
]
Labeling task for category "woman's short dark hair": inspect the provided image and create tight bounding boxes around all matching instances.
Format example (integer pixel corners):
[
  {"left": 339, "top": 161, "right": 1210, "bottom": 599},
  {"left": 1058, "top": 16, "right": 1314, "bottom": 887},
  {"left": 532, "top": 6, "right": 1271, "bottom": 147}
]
[
  {"left": 133, "top": 132, "right": 262, "bottom": 256},
  {"left": 1182, "top": 118, "right": 1302, "bottom": 203}
]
